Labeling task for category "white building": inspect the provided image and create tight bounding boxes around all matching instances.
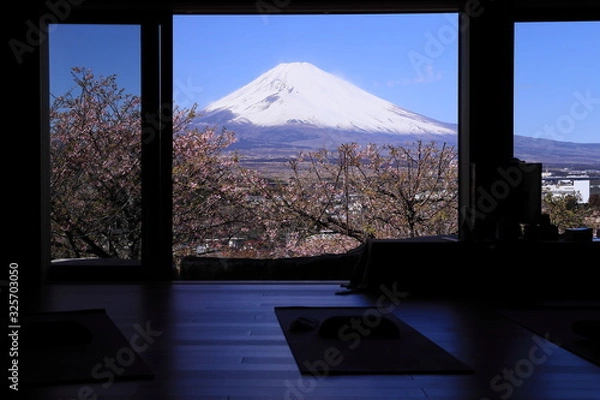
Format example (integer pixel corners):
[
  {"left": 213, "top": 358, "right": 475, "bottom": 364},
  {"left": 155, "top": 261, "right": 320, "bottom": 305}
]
[{"left": 542, "top": 175, "right": 590, "bottom": 203}]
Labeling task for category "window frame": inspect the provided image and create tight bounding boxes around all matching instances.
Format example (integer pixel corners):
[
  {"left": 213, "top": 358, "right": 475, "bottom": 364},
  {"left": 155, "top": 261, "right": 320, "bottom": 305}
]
[{"left": 39, "top": 6, "right": 174, "bottom": 280}]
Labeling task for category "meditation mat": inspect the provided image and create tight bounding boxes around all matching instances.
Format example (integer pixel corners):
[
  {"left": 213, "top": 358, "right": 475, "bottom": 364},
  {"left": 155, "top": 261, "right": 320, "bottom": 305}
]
[
  {"left": 274, "top": 306, "right": 473, "bottom": 375},
  {"left": 15, "top": 309, "right": 155, "bottom": 387},
  {"left": 498, "top": 307, "right": 600, "bottom": 367}
]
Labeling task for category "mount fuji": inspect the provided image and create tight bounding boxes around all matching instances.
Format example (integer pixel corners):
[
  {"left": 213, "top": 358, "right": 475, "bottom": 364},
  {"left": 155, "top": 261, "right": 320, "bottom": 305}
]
[
  {"left": 196, "top": 62, "right": 457, "bottom": 156},
  {"left": 195, "top": 62, "right": 600, "bottom": 165}
]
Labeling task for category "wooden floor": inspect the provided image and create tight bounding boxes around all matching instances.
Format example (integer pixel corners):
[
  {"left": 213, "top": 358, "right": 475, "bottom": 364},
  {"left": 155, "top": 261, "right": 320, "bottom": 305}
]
[{"left": 24, "top": 282, "right": 600, "bottom": 400}]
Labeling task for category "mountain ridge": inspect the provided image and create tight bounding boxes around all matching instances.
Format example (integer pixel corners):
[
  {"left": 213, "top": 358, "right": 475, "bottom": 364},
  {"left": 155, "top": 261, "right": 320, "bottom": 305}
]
[{"left": 195, "top": 62, "right": 599, "bottom": 166}]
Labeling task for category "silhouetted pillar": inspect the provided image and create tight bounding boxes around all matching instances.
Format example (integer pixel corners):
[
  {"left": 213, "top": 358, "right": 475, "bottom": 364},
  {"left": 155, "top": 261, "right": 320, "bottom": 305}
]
[
  {"left": 141, "top": 15, "right": 174, "bottom": 280},
  {"left": 459, "top": 0, "right": 516, "bottom": 241}
]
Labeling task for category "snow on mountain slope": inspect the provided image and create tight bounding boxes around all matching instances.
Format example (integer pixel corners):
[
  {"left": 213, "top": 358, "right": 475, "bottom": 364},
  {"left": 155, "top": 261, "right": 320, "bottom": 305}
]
[{"left": 202, "top": 62, "right": 456, "bottom": 135}]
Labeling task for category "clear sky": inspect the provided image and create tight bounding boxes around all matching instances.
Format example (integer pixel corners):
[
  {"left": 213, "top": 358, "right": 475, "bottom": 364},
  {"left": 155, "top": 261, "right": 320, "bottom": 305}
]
[
  {"left": 514, "top": 21, "right": 599, "bottom": 144},
  {"left": 49, "top": 24, "right": 141, "bottom": 98},
  {"left": 49, "top": 16, "right": 599, "bottom": 143}
]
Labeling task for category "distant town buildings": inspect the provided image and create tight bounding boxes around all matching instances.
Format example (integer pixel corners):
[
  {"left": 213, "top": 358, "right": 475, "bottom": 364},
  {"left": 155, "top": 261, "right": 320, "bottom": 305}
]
[{"left": 542, "top": 168, "right": 600, "bottom": 203}]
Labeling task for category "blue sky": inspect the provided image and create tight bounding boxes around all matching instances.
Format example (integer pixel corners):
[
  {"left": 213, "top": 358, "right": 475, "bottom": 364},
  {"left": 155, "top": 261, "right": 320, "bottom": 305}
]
[
  {"left": 49, "top": 16, "right": 599, "bottom": 143},
  {"left": 49, "top": 24, "right": 141, "bottom": 98},
  {"left": 514, "top": 21, "right": 599, "bottom": 144}
]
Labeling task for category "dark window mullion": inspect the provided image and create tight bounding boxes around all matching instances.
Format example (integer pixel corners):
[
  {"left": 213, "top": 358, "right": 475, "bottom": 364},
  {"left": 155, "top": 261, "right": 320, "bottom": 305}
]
[
  {"left": 160, "top": 17, "right": 174, "bottom": 278},
  {"left": 141, "top": 22, "right": 166, "bottom": 278}
]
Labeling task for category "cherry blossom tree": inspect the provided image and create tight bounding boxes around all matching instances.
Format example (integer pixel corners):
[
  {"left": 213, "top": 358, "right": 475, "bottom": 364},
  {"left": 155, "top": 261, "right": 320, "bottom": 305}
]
[
  {"left": 172, "top": 106, "right": 257, "bottom": 260},
  {"left": 50, "top": 68, "right": 245, "bottom": 260},
  {"left": 244, "top": 141, "right": 458, "bottom": 257},
  {"left": 357, "top": 140, "right": 458, "bottom": 238},
  {"left": 50, "top": 67, "right": 143, "bottom": 259}
]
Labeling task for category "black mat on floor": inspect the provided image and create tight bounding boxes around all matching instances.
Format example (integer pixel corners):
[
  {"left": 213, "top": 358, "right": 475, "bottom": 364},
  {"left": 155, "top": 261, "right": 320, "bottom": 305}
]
[
  {"left": 15, "top": 309, "right": 155, "bottom": 387},
  {"left": 498, "top": 307, "right": 600, "bottom": 368},
  {"left": 274, "top": 306, "right": 473, "bottom": 375}
]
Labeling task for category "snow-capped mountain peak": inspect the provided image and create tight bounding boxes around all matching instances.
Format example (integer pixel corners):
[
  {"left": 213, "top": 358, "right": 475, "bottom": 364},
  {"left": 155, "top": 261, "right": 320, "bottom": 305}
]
[{"left": 202, "top": 62, "right": 455, "bottom": 135}]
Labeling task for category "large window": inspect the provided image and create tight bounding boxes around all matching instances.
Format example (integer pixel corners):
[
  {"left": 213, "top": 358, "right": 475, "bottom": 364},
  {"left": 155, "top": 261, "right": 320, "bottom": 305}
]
[{"left": 172, "top": 13, "right": 459, "bottom": 263}]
